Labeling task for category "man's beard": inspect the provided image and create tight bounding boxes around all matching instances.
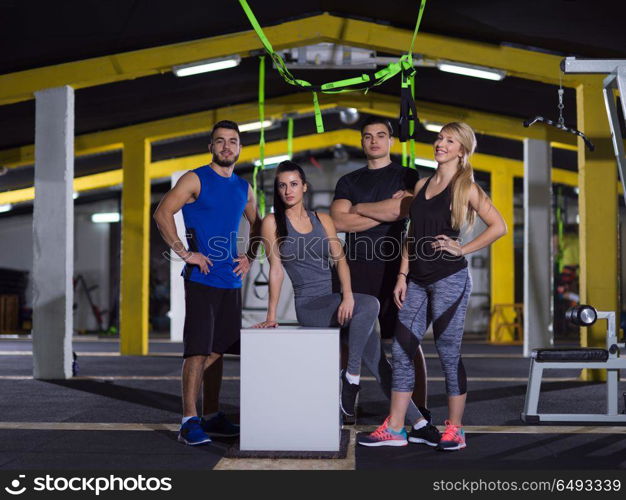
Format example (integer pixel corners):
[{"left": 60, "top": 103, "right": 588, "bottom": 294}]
[
  {"left": 366, "top": 150, "right": 388, "bottom": 160},
  {"left": 213, "top": 152, "right": 240, "bottom": 167}
]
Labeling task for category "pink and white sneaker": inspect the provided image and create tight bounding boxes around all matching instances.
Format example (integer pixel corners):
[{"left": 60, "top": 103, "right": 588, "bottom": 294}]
[
  {"left": 357, "top": 417, "right": 408, "bottom": 447},
  {"left": 436, "top": 420, "right": 466, "bottom": 451}
]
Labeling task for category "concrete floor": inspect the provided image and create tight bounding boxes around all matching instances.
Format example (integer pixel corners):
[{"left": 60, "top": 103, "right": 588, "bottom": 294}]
[{"left": 1, "top": 336, "right": 625, "bottom": 471}]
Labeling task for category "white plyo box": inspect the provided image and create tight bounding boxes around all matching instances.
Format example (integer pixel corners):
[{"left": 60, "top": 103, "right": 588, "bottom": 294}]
[{"left": 240, "top": 326, "right": 340, "bottom": 451}]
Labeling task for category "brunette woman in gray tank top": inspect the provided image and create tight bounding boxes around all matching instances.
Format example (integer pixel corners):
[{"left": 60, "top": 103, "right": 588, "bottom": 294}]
[{"left": 253, "top": 161, "right": 425, "bottom": 424}]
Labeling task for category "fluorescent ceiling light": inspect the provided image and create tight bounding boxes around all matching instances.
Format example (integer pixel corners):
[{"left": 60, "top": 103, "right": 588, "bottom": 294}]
[
  {"left": 0, "top": 203, "right": 13, "bottom": 213},
  {"left": 437, "top": 61, "right": 506, "bottom": 81},
  {"left": 414, "top": 158, "right": 438, "bottom": 169},
  {"left": 239, "top": 120, "right": 274, "bottom": 133},
  {"left": 254, "top": 154, "right": 291, "bottom": 167},
  {"left": 92, "top": 212, "right": 120, "bottom": 223},
  {"left": 173, "top": 55, "right": 241, "bottom": 77},
  {"left": 423, "top": 122, "right": 444, "bottom": 133}
]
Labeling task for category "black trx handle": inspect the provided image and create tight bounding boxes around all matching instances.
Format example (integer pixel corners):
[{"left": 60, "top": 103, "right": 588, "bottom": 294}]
[
  {"left": 523, "top": 116, "right": 595, "bottom": 152},
  {"left": 253, "top": 263, "right": 269, "bottom": 300},
  {"left": 398, "top": 68, "right": 420, "bottom": 142}
]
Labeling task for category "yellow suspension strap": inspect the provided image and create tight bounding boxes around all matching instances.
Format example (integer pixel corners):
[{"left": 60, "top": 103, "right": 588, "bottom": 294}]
[{"left": 238, "top": 0, "right": 427, "bottom": 138}]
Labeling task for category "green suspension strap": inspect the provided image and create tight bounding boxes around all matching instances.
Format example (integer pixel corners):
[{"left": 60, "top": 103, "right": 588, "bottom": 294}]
[
  {"left": 287, "top": 117, "right": 294, "bottom": 159},
  {"left": 253, "top": 56, "right": 268, "bottom": 288},
  {"left": 312, "top": 92, "right": 324, "bottom": 133},
  {"left": 254, "top": 55, "right": 267, "bottom": 219},
  {"left": 402, "top": 142, "right": 408, "bottom": 167},
  {"left": 555, "top": 187, "right": 565, "bottom": 273},
  {"left": 409, "top": 72, "right": 416, "bottom": 169},
  {"left": 238, "top": 0, "right": 427, "bottom": 138}
]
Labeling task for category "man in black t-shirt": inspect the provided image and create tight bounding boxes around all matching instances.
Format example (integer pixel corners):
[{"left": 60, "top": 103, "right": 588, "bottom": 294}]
[{"left": 331, "top": 116, "right": 429, "bottom": 419}]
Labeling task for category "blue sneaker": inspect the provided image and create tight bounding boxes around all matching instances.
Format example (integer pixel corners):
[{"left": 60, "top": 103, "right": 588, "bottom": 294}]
[
  {"left": 201, "top": 412, "right": 240, "bottom": 437},
  {"left": 178, "top": 417, "right": 212, "bottom": 446}
]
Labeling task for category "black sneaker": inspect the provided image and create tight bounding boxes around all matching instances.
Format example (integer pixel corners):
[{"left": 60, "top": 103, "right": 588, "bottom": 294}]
[
  {"left": 418, "top": 406, "right": 432, "bottom": 423},
  {"left": 201, "top": 412, "right": 240, "bottom": 437},
  {"left": 408, "top": 421, "right": 441, "bottom": 447},
  {"left": 340, "top": 370, "right": 360, "bottom": 418},
  {"left": 342, "top": 412, "right": 356, "bottom": 426}
]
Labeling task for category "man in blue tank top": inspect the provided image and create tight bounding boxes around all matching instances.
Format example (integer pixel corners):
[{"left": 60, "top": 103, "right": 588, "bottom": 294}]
[{"left": 154, "top": 120, "right": 261, "bottom": 446}]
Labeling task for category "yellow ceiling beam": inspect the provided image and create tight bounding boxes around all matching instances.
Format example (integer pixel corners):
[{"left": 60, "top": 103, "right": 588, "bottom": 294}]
[
  {"left": 334, "top": 16, "right": 596, "bottom": 87},
  {"left": 1, "top": 91, "right": 579, "bottom": 170},
  {"left": 0, "top": 170, "right": 123, "bottom": 205},
  {"left": 341, "top": 93, "right": 577, "bottom": 151},
  {"left": 0, "top": 15, "right": 333, "bottom": 106},
  {"left": 0, "top": 13, "right": 597, "bottom": 107},
  {"left": 0, "top": 93, "right": 327, "bottom": 169},
  {"left": 0, "top": 129, "right": 588, "bottom": 205},
  {"left": 150, "top": 131, "right": 341, "bottom": 179},
  {"left": 0, "top": 187, "right": 35, "bottom": 205}
]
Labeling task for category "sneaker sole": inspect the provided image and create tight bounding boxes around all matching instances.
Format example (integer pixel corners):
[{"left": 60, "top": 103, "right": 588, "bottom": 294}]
[
  {"left": 340, "top": 392, "right": 359, "bottom": 419},
  {"left": 178, "top": 434, "right": 212, "bottom": 446},
  {"left": 358, "top": 440, "right": 408, "bottom": 447},
  {"left": 437, "top": 443, "right": 466, "bottom": 451},
  {"left": 204, "top": 431, "right": 239, "bottom": 438},
  {"left": 408, "top": 437, "right": 439, "bottom": 447}
]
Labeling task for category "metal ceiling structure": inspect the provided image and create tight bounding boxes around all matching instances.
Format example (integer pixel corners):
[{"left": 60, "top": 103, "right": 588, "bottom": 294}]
[
  {"left": 0, "top": 0, "right": 624, "bottom": 357},
  {"left": 1, "top": 0, "right": 624, "bottom": 177}
]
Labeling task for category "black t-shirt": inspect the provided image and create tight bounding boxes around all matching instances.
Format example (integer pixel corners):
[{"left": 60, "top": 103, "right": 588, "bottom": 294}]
[{"left": 333, "top": 162, "right": 420, "bottom": 263}]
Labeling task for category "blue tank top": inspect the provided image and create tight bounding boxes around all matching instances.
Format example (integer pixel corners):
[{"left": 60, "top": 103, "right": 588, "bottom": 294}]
[{"left": 181, "top": 165, "right": 249, "bottom": 288}]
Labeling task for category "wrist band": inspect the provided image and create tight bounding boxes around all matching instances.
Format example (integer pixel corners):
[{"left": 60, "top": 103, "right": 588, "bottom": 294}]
[{"left": 398, "top": 272, "right": 408, "bottom": 278}]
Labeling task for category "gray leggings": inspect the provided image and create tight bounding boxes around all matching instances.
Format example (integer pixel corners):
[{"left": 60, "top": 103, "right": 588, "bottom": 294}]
[
  {"left": 392, "top": 268, "right": 472, "bottom": 396},
  {"left": 296, "top": 292, "right": 424, "bottom": 422}
]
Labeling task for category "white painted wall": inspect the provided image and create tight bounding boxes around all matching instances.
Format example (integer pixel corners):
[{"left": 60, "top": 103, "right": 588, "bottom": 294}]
[
  {"left": 0, "top": 214, "right": 36, "bottom": 305},
  {"left": 0, "top": 198, "right": 113, "bottom": 332},
  {"left": 73, "top": 200, "right": 114, "bottom": 332}
]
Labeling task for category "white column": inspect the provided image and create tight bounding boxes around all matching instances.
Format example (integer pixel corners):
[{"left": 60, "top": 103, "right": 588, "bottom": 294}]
[
  {"left": 169, "top": 170, "right": 188, "bottom": 341},
  {"left": 523, "top": 138, "right": 553, "bottom": 356},
  {"left": 32, "top": 86, "right": 74, "bottom": 379}
]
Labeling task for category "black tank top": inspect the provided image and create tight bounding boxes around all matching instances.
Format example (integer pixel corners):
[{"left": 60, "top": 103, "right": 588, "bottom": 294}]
[{"left": 408, "top": 176, "right": 468, "bottom": 285}]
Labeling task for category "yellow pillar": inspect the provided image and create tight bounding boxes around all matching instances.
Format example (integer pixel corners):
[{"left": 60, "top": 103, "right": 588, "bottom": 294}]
[
  {"left": 489, "top": 166, "right": 516, "bottom": 342},
  {"left": 577, "top": 81, "right": 618, "bottom": 380},
  {"left": 120, "top": 137, "right": 151, "bottom": 355}
]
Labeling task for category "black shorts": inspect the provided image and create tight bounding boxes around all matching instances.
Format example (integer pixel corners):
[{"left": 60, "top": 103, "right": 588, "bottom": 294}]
[
  {"left": 183, "top": 279, "right": 242, "bottom": 357},
  {"left": 346, "top": 259, "right": 400, "bottom": 339}
]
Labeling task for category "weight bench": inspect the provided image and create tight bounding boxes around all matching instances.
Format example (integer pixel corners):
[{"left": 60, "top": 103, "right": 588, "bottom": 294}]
[{"left": 521, "top": 308, "right": 626, "bottom": 423}]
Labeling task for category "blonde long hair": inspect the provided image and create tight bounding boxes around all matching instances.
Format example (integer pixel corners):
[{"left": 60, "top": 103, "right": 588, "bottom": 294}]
[{"left": 441, "top": 122, "right": 485, "bottom": 230}]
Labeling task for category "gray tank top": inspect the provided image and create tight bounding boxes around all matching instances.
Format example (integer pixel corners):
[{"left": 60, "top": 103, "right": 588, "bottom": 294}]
[{"left": 280, "top": 210, "right": 333, "bottom": 300}]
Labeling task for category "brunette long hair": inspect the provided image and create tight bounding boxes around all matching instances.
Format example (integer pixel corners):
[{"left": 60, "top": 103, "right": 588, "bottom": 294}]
[{"left": 273, "top": 161, "right": 308, "bottom": 244}]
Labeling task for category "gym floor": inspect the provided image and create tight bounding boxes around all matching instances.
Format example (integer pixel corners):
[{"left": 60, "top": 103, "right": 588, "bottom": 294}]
[{"left": 1, "top": 336, "right": 625, "bottom": 471}]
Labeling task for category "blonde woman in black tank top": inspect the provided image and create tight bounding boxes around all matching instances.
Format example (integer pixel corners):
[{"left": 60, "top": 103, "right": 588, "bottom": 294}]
[{"left": 357, "top": 123, "right": 507, "bottom": 450}]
